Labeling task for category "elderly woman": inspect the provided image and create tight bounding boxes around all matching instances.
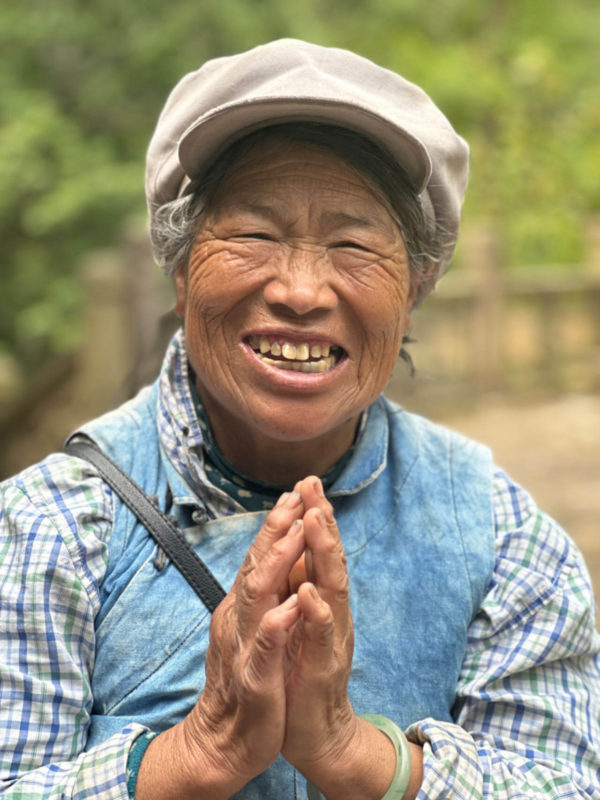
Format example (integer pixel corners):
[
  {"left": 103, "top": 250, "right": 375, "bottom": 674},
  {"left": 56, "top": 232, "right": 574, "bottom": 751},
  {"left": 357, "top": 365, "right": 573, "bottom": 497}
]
[{"left": 1, "top": 40, "right": 599, "bottom": 800}]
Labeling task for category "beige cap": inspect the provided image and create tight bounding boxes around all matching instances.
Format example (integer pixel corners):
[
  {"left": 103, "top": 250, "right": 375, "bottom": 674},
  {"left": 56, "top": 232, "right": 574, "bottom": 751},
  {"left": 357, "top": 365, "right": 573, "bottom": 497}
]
[{"left": 146, "top": 39, "right": 469, "bottom": 298}]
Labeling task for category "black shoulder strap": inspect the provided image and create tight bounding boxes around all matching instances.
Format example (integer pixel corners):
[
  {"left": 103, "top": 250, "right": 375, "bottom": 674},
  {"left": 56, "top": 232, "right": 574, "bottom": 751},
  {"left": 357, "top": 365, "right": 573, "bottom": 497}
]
[{"left": 63, "top": 439, "right": 226, "bottom": 613}]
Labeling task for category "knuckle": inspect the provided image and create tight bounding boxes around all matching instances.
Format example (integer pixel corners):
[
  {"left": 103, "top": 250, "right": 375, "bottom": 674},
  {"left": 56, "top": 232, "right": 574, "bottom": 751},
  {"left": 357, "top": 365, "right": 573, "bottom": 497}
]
[
  {"left": 263, "top": 506, "right": 292, "bottom": 532},
  {"left": 261, "top": 515, "right": 279, "bottom": 535},
  {"left": 240, "top": 551, "right": 258, "bottom": 576},
  {"left": 315, "top": 600, "right": 334, "bottom": 626},
  {"left": 334, "top": 578, "right": 350, "bottom": 605},
  {"left": 322, "top": 538, "right": 345, "bottom": 559},
  {"left": 234, "top": 558, "right": 256, "bottom": 592},
  {"left": 242, "top": 622, "right": 282, "bottom": 691},
  {"left": 315, "top": 617, "right": 335, "bottom": 646},
  {"left": 323, "top": 501, "right": 336, "bottom": 525},
  {"left": 242, "top": 658, "right": 268, "bottom": 695},
  {"left": 269, "top": 538, "right": 289, "bottom": 560},
  {"left": 239, "top": 571, "right": 263, "bottom": 605},
  {"left": 256, "top": 616, "right": 280, "bottom": 651}
]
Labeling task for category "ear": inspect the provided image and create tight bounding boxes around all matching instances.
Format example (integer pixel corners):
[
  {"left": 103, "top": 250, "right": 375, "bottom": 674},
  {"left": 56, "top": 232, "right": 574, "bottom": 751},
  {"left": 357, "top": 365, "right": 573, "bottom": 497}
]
[{"left": 173, "top": 267, "right": 187, "bottom": 317}]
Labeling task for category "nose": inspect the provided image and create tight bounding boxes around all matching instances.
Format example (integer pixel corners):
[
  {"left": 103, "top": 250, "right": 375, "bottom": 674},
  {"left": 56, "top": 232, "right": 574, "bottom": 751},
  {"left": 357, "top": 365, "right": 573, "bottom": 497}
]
[{"left": 263, "top": 245, "right": 338, "bottom": 316}]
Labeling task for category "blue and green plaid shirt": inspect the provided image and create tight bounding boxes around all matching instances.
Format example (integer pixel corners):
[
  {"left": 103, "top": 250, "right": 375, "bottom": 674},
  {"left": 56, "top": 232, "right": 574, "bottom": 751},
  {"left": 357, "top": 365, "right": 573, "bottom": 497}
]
[{"left": 1, "top": 331, "right": 599, "bottom": 799}]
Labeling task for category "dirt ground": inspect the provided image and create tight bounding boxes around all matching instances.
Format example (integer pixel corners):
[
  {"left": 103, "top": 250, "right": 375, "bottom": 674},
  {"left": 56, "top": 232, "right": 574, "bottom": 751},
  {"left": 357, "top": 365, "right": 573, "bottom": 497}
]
[{"left": 428, "top": 394, "right": 600, "bottom": 605}]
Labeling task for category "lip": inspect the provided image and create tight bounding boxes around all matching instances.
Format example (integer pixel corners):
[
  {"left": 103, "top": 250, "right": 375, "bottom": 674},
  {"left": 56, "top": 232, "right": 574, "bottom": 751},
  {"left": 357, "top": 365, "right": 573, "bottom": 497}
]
[{"left": 240, "top": 333, "right": 348, "bottom": 390}]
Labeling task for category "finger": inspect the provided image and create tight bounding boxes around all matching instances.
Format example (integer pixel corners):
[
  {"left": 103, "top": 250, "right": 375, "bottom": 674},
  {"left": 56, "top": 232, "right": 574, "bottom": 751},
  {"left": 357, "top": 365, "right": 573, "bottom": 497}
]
[
  {"left": 302, "top": 507, "right": 350, "bottom": 634},
  {"left": 296, "top": 476, "right": 331, "bottom": 516},
  {"left": 295, "top": 582, "right": 335, "bottom": 673},
  {"left": 238, "top": 491, "right": 305, "bottom": 580},
  {"left": 243, "top": 594, "right": 301, "bottom": 692},
  {"left": 236, "top": 519, "right": 306, "bottom": 641},
  {"left": 297, "top": 476, "right": 341, "bottom": 549},
  {"left": 289, "top": 549, "right": 309, "bottom": 594},
  {"left": 284, "top": 615, "right": 304, "bottom": 677}
]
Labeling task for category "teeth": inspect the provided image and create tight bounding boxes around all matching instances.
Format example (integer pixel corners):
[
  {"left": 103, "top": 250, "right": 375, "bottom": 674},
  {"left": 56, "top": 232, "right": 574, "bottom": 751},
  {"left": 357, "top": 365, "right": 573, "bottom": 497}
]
[
  {"left": 249, "top": 336, "right": 341, "bottom": 370},
  {"left": 296, "top": 343, "right": 309, "bottom": 361},
  {"left": 262, "top": 356, "right": 336, "bottom": 373}
]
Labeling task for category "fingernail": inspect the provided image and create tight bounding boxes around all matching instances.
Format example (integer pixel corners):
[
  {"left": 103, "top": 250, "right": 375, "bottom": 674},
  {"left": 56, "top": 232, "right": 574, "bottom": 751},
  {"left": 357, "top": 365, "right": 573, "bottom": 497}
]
[
  {"left": 285, "top": 491, "right": 302, "bottom": 509},
  {"left": 312, "top": 478, "right": 324, "bottom": 497},
  {"left": 275, "top": 492, "right": 290, "bottom": 507},
  {"left": 292, "top": 519, "right": 303, "bottom": 534},
  {"left": 308, "top": 583, "right": 320, "bottom": 600},
  {"left": 316, "top": 509, "right": 326, "bottom": 527}
]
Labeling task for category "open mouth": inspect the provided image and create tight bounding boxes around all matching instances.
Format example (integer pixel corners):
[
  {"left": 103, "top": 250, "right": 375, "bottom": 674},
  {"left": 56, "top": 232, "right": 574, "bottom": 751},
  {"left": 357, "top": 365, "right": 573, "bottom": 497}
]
[{"left": 246, "top": 335, "right": 345, "bottom": 373}]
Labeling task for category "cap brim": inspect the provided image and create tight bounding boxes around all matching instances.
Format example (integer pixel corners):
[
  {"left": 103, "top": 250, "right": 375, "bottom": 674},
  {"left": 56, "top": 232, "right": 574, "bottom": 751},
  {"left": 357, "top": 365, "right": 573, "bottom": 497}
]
[{"left": 177, "top": 98, "right": 432, "bottom": 196}]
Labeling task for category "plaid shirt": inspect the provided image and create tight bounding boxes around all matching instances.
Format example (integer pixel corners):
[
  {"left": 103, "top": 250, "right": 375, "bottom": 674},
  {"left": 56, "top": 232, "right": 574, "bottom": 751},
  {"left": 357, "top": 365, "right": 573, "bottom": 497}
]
[{"left": 1, "top": 332, "right": 599, "bottom": 799}]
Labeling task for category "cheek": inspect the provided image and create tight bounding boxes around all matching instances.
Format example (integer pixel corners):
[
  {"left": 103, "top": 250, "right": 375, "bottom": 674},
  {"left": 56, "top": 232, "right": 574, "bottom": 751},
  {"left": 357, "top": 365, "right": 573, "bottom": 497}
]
[
  {"left": 183, "top": 241, "right": 275, "bottom": 329},
  {"left": 346, "top": 270, "right": 412, "bottom": 386},
  {"left": 188, "top": 239, "right": 276, "bottom": 290},
  {"left": 344, "top": 262, "right": 412, "bottom": 334}
]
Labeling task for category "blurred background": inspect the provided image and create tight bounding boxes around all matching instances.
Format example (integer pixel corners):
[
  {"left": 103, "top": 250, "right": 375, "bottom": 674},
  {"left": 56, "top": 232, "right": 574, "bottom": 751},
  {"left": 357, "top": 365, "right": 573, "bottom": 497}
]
[{"left": 1, "top": 1, "right": 599, "bottom": 596}]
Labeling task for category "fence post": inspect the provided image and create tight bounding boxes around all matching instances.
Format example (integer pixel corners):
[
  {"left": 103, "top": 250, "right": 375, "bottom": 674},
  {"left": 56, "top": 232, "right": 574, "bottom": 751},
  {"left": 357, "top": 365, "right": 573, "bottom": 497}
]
[
  {"left": 70, "top": 251, "right": 133, "bottom": 420},
  {"left": 586, "top": 216, "right": 600, "bottom": 275},
  {"left": 121, "top": 219, "right": 177, "bottom": 394},
  {"left": 585, "top": 216, "right": 600, "bottom": 389},
  {"left": 460, "top": 223, "right": 504, "bottom": 391}
]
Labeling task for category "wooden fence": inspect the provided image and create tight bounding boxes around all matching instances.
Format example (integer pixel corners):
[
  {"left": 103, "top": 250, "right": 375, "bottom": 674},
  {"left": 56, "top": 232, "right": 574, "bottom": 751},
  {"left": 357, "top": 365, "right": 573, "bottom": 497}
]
[{"left": 387, "top": 219, "right": 600, "bottom": 411}]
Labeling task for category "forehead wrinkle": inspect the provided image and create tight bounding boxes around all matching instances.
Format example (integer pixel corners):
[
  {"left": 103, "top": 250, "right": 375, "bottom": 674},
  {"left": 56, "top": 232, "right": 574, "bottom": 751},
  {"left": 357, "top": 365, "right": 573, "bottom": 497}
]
[{"left": 208, "top": 145, "right": 402, "bottom": 240}]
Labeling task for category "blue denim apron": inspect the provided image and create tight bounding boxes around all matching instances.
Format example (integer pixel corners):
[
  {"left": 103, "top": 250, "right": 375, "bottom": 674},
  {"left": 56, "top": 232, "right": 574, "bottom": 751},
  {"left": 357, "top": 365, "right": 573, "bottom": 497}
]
[{"left": 81, "top": 387, "right": 494, "bottom": 799}]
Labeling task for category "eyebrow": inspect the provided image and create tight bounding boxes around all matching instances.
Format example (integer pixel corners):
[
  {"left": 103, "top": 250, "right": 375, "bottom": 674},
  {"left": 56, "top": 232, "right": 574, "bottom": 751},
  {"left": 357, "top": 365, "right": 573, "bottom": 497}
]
[
  {"left": 224, "top": 202, "right": 281, "bottom": 220},
  {"left": 221, "top": 202, "right": 390, "bottom": 233},
  {"left": 320, "top": 211, "right": 383, "bottom": 230}
]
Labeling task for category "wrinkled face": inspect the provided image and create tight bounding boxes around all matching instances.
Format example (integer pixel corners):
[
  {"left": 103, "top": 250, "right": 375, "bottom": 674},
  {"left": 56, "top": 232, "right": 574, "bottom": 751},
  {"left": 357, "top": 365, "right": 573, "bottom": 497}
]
[{"left": 175, "top": 139, "right": 419, "bottom": 462}]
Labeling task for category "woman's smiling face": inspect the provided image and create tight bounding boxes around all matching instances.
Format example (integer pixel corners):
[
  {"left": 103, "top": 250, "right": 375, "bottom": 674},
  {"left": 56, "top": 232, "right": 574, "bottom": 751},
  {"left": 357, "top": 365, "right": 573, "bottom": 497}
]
[{"left": 175, "top": 137, "right": 420, "bottom": 477}]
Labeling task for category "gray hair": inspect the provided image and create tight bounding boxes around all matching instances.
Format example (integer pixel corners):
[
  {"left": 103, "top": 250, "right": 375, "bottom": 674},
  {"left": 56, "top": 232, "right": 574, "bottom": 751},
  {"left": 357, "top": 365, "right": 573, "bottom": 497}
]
[{"left": 150, "top": 122, "right": 443, "bottom": 298}]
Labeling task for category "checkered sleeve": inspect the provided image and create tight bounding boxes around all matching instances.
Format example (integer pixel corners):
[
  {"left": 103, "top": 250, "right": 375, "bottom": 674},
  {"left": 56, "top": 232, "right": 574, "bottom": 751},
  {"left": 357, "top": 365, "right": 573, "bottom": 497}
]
[
  {"left": 0, "top": 453, "right": 146, "bottom": 798},
  {"left": 407, "top": 469, "right": 600, "bottom": 798}
]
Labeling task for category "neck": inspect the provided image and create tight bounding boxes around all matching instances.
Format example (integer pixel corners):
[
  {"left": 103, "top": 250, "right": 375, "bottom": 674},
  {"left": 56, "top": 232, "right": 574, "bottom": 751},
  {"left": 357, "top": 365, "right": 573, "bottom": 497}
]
[{"left": 198, "top": 397, "right": 359, "bottom": 487}]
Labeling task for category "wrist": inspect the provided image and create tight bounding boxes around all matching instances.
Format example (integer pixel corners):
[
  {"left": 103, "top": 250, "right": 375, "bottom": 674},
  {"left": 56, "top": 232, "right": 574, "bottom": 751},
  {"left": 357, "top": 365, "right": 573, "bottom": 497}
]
[
  {"left": 301, "top": 715, "right": 396, "bottom": 800},
  {"left": 359, "top": 714, "right": 413, "bottom": 799},
  {"left": 127, "top": 731, "right": 157, "bottom": 799},
  {"left": 303, "top": 715, "right": 422, "bottom": 800},
  {"left": 134, "top": 719, "right": 244, "bottom": 800}
]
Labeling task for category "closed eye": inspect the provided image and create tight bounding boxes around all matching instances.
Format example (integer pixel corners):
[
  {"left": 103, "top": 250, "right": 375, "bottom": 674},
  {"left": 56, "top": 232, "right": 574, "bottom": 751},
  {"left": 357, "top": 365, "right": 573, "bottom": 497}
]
[
  {"left": 332, "top": 241, "right": 370, "bottom": 252},
  {"left": 236, "top": 232, "right": 276, "bottom": 241}
]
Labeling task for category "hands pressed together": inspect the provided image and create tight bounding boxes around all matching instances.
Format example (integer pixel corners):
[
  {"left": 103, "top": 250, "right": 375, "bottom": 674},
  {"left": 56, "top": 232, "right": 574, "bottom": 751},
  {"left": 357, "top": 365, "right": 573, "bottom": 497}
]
[
  {"left": 137, "top": 477, "right": 419, "bottom": 800},
  {"left": 187, "top": 475, "right": 358, "bottom": 794}
]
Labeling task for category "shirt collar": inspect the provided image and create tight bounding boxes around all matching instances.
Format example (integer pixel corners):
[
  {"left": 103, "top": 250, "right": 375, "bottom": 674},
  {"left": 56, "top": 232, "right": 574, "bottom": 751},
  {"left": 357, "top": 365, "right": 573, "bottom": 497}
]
[
  {"left": 157, "top": 329, "right": 238, "bottom": 515},
  {"left": 157, "top": 329, "right": 389, "bottom": 507}
]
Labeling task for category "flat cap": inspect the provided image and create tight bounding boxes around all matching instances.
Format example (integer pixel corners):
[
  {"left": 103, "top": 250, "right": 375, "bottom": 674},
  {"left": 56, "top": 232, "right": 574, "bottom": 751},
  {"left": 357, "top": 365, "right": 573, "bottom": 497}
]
[{"left": 146, "top": 39, "right": 469, "bottom": 299}]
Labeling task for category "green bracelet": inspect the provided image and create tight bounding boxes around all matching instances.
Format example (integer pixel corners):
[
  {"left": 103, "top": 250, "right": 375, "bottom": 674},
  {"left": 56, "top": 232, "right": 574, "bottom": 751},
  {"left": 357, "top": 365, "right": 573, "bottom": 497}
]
[
  {"left": 360, "top": 714, "right": 412, "bottom": 799},
  {"left": 305, "top": 714, "right": 412, "bottom": 800}
]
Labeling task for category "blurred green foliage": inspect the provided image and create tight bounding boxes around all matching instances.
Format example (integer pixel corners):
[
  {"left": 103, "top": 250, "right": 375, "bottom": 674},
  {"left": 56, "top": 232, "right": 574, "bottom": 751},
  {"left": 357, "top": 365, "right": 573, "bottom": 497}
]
[{"left": 1, "top": 0, "right": 599, "bottom": 373}]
